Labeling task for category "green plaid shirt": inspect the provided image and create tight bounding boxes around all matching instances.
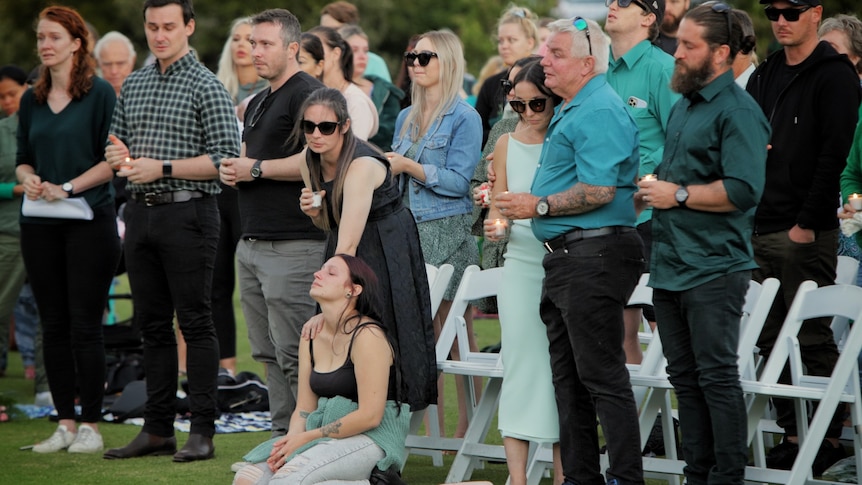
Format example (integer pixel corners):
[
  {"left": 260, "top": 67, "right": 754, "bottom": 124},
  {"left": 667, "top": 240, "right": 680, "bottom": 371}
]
[{"left": 110, "top": 50, "right": 240, "bottom": 194}]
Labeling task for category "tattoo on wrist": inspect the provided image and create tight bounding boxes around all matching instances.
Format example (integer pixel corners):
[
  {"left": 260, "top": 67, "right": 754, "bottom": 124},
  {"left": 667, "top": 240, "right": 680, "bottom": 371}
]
[
  {"left": 299, "top": 411, "right": 309, "bottom": 419},
  {"left": 320, "top": 420, "right": 343, "bottom": 437}
]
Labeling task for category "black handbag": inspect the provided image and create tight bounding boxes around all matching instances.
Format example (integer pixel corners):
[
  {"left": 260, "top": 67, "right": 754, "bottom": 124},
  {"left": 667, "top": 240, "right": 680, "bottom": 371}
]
[{"left": 369, "top": 465, "right": 407, "bottom": 485}]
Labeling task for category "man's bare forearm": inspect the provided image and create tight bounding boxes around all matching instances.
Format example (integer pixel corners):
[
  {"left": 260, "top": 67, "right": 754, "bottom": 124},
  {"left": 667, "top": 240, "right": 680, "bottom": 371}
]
[{"left": 549, "top": 183, "right": 615, "bottom": 216}]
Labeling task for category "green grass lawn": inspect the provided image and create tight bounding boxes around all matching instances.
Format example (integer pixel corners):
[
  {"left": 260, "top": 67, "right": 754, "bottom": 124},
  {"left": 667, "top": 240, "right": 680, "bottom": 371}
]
[{"left": 0, "top": 280, "right": 520, "bottom": 484}]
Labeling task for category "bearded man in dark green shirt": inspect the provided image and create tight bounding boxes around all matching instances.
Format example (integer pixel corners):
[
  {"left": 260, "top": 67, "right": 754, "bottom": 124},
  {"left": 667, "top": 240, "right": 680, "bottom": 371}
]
[{"left": 635, "top": 4, "right": 769, "bottom": 484}]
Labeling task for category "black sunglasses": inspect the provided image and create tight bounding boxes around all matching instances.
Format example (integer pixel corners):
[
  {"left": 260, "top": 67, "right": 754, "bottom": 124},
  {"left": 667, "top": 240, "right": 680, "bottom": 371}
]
[
  {"left": 500, "top": 78, "right": 513, "bottom": 93},
  {"left": 404, "top": 51, "right": 438, "bottom": 67},
  {"left": 704, "top": 2, "right": 733, "bottom": 46},
  {"left": 573, "top": 17, "right": 593, "bottom": 57},
  {"left": 248, "top": 90, "right": 271, "bottom": 128},
  {"left": 764, "top": 5, "right": 811, "bottom": 22},
  {"left": 509, "top": 98, "right": 549, "bottom": 114},
  {"left": 605, "top": 0, "right": 651, "bottom": 13},
  {"left": 301, "top": 120, "right": 341, "bottom": 136}
]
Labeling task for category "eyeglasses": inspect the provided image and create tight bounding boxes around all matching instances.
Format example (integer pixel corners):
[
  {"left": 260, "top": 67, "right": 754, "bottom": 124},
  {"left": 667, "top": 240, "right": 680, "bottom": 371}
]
[
  {"left": 500, "top": 78, "right": 513, "bottom": 93},
  {"left": 764, "top": 5, "right": 811, "bottom": 22},
  {"left": 705, "top": 2, "right": 733, "bottom": 46},
  {"left": 404, "top": 51, "right": 438, "bottom": 67},
  {"left": 301, "top": 120, "right": 341, "bottom": 136},
  {"left": 509, "top": 98, "right": 549, "bottom": 114},
  {"left": 604, "top": 0, "right": 651, "bottom": 13},
  {"left": 573, "top": 17, "right": 593, "bottom": 57}
]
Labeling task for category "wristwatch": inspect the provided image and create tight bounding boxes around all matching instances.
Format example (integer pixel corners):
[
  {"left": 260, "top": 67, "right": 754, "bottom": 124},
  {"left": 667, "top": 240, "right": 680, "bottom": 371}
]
[
  {"left": 162, "top": 160, "right": 172, "bottom": 178},
  {"left": 536, "top": 196, "right": 550, "bottom": 216},
  {"left": 250, "top": 159, "right": 263, "bottom": 179},
  {"left": 62, "top": 182, "right": 74, "bottom": 196},
  {"left": 675, "top": 185, "right": 689, "bottom": 208}
]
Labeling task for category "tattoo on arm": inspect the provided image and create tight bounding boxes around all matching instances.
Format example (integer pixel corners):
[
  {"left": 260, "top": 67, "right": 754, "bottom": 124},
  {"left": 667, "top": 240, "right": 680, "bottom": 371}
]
[
  {"left": 552, "top": 183, "right": 615, "bottom": 216},
  {"left": 299, "top": 411, "right": 310, "bottom": 419},
  {"left": 320, "top": 419, "right": 343, "bottom": 437}
]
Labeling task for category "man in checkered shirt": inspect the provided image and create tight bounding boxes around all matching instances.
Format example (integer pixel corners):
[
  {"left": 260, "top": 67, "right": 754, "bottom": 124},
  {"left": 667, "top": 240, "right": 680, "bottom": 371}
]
[{"left": 103, "top": 0, "right": 239, "bottom": 463}]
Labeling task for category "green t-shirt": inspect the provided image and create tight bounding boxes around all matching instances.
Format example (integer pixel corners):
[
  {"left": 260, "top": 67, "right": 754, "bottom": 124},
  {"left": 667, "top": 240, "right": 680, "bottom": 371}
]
[
  {"left": 0, "top": 114, "right": 20, "bottom": 236},
  {"left": 16, "top": 78, "right": 116, "bottom": 223}
]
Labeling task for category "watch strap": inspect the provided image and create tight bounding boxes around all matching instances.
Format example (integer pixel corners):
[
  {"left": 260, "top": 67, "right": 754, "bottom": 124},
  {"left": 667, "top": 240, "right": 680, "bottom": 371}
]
[{"left": 162, "top": 160, "right": 172, "bottom": 178}]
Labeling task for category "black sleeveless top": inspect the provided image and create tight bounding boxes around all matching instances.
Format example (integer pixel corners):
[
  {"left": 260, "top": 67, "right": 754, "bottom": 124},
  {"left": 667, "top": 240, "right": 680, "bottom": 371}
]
[{"left": 309, "top": 321, "right": 398, "bottom": 402}]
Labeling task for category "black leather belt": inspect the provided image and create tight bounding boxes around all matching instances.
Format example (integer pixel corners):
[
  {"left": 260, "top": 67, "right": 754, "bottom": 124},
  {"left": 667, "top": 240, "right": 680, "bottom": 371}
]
[
  {"left": 543, "top": 226, "right": 635, "bottom": 253},
  {"left": 130, "top": 190, "right": 207, "bottom": 207}
]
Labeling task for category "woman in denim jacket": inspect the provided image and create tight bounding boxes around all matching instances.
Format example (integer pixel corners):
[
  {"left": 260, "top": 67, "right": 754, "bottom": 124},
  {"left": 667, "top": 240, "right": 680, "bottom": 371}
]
[{"left": 386, "top": 30, "right": 482, "bottom": 438}]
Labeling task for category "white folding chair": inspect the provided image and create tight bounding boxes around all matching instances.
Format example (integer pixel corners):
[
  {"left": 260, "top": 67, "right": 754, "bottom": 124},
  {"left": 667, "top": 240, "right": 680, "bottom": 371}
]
[
  {"left": 405, "top": 265, "right": 506, "bottom": 479},
  {"left": 406, "top": 263, "right": 456, "bottom": 467},
  {"left": 742, "top": 281, "right": 862, "bottom": 484},
  {"left": 835, "top": 254, "right": 859, "bottom": 285}
]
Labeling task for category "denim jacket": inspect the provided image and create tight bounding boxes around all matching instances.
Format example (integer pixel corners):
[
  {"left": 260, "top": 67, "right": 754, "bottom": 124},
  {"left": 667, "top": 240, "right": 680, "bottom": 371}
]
[{"left": 392, "top": 99, "right": 482, "bottom": 222}]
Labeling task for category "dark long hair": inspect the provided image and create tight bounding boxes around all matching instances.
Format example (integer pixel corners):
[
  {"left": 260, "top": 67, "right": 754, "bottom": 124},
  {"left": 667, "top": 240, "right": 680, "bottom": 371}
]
[
  {"left": 511, "top": 59, "right": 562, "bottom": 120},
  {"left": 33, "top": 6, "right": 96, "bottom": 104},
  {"left": 308, "top": 25, "right": 353, "bottom": 83},
  {"left": 290, "top": 87, "right": 385, "bottom": 231}
]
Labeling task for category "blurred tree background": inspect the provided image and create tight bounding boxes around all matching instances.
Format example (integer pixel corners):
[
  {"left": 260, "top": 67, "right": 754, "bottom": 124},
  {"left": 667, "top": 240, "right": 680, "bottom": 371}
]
[{"left": 0, "top": 0, "right": 859, "bottom": 79}]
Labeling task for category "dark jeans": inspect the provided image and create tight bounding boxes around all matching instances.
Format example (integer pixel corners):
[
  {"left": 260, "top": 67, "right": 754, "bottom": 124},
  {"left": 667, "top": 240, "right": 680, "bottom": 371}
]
[
  {"left": 654, "top": 272, "right": 749, "bottom": 485},
  {"left": 20, "top": 211, "right": 121, "bottom": 422},
  {"left": 213, "top": 187, "right": 241, "bottom": 360},
  {"left": 752, "top": 228, "right": 842, "bottom": 438},
  {"left": 124, "top": 196, "right": 220, "bottom": 438},
  {"left": 540, "top": 230, "right": 645, "bottom": 485}
]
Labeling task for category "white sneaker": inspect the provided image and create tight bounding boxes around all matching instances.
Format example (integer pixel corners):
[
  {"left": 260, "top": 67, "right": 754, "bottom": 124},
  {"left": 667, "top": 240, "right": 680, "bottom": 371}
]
[
  {"left": 68, "top": 424, "right": 103, "bottom": 453},
  {"left": 33, "top": 424, "right": 76, "bottom": 453}
]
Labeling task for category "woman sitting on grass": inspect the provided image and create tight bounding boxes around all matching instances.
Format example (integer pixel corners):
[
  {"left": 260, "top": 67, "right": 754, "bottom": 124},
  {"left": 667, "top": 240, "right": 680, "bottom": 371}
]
[{"left": 233, "top": 254, "right": 409, "bottom": 485}]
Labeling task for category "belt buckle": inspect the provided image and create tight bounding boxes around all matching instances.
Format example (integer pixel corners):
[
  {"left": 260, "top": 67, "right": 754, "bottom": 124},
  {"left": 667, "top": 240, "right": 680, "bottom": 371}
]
[{"left": 143, "top": 192, "right": 159, "bottom": 207}]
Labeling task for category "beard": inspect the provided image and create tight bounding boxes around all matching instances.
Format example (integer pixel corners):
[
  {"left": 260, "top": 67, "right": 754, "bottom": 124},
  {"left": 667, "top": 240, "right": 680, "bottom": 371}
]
[
  {"left": 662, "top": 14, "right": 683, "bottom": 35},
  {"left": 671, "top": 57, "right": 714, "bottom": 96}
]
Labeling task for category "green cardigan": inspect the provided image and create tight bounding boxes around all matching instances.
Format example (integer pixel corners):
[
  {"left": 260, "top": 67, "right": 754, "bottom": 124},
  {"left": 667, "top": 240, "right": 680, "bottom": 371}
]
[
  {"left": 243, "top": 395, "right": 411, "bottom": 471},
  {"left": 839, "top": 105, "right": 862, "bottom": 248}
]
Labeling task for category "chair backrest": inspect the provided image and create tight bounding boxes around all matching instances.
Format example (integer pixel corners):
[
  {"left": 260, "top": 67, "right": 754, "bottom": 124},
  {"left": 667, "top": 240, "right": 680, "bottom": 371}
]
[
  {"left": 435, "top": 265, "right": 504, "bottom": 363},
  {"left": 759, "top": 281, "right": 862, "bottom": 384},
  {"left": 425, "top": 263, "right": 454, "bottom": 319},
  {"left": 836, "top": 255, "right": 860, "bottom": 285},
  {"left": 737, "top": 278, "right": 780, "bottom": 380}
]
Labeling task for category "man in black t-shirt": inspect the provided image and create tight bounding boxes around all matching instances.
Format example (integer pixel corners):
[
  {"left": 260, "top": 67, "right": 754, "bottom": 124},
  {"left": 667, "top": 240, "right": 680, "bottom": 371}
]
[{"left": 219, "top": 9, "right": 326, "bottom": 437}]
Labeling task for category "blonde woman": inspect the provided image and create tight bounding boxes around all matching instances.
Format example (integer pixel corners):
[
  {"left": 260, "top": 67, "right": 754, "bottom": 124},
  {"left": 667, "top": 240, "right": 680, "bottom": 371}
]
[
  {"left": 216, "top": 17, "right": 267, "bottom": 106},
  {"left": 387, "top": 30, "right": 482, "bottom": 437},
  {"left": 474, "top": 5, "right": 538, "bottom": 145}
]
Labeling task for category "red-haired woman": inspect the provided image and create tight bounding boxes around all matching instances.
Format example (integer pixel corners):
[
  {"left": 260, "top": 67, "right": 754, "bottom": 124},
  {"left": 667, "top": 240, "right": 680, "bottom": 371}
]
[{"left": 15, "top": 6, "right": 120, "bottom": 454}]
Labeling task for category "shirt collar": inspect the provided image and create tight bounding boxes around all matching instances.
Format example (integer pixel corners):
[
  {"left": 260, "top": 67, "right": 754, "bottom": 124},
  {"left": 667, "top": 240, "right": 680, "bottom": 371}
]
[
  {"left": 155, "top": 49, "right": 198, "bottom": 77},
  {"left": 610, "top": 39, "right": 652, "bottom": 69},
  {"left": 687, "top": 69, "right": 734, "bottom": 103}
]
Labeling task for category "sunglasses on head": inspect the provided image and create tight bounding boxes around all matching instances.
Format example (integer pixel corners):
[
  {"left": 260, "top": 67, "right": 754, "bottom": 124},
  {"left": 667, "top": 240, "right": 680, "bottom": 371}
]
[
  {"left": 703, "top": 1, "right": 733, "bottom": 45},
  {"left": 404, "top": 51, "right": 439, "bottom": 67},
  {"left": 301, "top": 120, "right": 341, "bottom": 136},
  {"left": 572, "top": 17, "right": 593, "bottom": 57},
  {"left": 509, "top": 98, "right": 549, "bottom": 114},
  {"left": 764, "top": 5, "right": 811, "bottom": 22},
  {"left": 604, "top": 0, "right": 651, "bottom": 12}
]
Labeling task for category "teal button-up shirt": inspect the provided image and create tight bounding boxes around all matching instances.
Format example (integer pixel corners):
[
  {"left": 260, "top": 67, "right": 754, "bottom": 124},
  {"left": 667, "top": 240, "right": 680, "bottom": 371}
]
[
  {"left": 530, "top": 74, "right": 640, "bottom": 242},
  {"left": 607, "top": 40, "right": 680, "bottom": 225},
  {"left": 649, "top": 70, "right": 770, "bottom": 291}
]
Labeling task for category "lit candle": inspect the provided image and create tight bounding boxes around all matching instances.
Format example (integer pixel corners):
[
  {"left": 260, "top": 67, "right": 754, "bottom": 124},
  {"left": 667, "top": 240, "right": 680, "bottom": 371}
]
[
  {"left": 494, "top": 218, "right": 508, "bottom": 237},
  {"left": 311, "top": 191, "right": 322, "bottom": 208},
  {"left": 641, "top": 174, "right": 657, "bottom": 182},
  {"left": 121, "top": 157, "right": 132, "bottom": 171},
  {"left": 478, "top": 183, "right": 491, "bottom": 208},
  {"left": 850, "top": 193, "right": 862, "bottom": 211}
]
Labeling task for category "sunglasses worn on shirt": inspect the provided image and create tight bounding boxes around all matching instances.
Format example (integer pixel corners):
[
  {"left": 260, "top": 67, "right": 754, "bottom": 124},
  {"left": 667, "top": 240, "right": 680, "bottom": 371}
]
[
  {"left": 764, "top": 5, "right": 811, "bottom": 22},
  {"left": 509, "top": 98, "right": 549, "bottom": 114},
  {"left": 301, "top": 120, "right": 341, "bottom": 136},
  {"left": 404, "top": 51, "right": 439, "bottom": 67}
]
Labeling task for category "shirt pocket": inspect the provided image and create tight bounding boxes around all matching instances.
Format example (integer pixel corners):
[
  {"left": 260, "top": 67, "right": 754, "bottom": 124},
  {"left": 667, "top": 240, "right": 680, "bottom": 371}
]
[{"left": 421, "top": 133, "right": 451, "bottom": 169}]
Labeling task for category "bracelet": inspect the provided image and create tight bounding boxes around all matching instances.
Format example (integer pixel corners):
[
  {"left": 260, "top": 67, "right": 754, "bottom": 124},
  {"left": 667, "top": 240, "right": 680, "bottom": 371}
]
[{"left": 162, "top": 160, "right": 172, "bottom": 178}]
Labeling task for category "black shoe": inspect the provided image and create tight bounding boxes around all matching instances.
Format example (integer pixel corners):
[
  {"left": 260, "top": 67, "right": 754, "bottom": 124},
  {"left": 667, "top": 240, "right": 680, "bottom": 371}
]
[
  {"left": 812, "top": 441, "right": 847, "bottom": 477},
  {"left": 765, "top": 439, "right": 798, "bottom": 470},
  {"left": 103, "top": 431, "right": 177, "bottom": 459},
  {"left": 173, "top": 433, "right": 214, "bottom": 462}
]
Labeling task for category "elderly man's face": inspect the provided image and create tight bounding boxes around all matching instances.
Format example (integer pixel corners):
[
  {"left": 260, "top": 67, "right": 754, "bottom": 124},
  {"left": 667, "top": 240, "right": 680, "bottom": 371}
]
[
  {"left": 98, "top": 40, "right": 135, "bottom": 95},
  {"left": 541, "top": 31, "right": 589, "bottom": 101}
]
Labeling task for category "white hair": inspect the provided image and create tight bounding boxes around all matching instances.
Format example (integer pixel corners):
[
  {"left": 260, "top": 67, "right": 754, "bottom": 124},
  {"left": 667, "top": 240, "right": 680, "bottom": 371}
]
[
  {"left": 547, "top": 17, "right": 609, "bottom": 74},
  {"left": 94, "top": 31, "right": 136, "bottom": 63}
]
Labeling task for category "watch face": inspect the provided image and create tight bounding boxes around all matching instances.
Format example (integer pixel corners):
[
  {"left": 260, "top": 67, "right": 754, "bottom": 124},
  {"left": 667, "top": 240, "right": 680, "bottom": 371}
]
[
  {"left": 675, "top": 187, "right": 688, "bottom": 203},
  {"left": 537, "top": 201, "right": 549, "bottom": 215},
  {"left": 62, "top": 183, "right": 73, "bottom": 192},
  {"left": 251, "top": 167, "right": 261, "bottom": 178}
]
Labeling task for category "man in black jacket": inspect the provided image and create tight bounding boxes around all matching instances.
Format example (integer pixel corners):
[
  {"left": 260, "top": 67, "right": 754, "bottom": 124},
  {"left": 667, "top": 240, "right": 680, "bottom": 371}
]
[{"left": 746, "top": 0, "right": 861, "bottom": 475}]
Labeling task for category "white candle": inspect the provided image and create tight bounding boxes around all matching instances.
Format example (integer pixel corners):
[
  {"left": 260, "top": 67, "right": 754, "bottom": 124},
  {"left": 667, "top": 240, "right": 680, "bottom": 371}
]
[
  {"left": 850, "top": 193, "right": 862, "bottom": 211},
  {"left": 493, "top": 219, "right": 507, "bottom": 237},
  {"left": 479, "top": 184, "right": 491, "bottom": 208},
  {"left": 121, "top": 157, "right": 132, "bottom": 171},
  {"left": 311, "top": 191, "right": 322, "bottom": 208}
]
